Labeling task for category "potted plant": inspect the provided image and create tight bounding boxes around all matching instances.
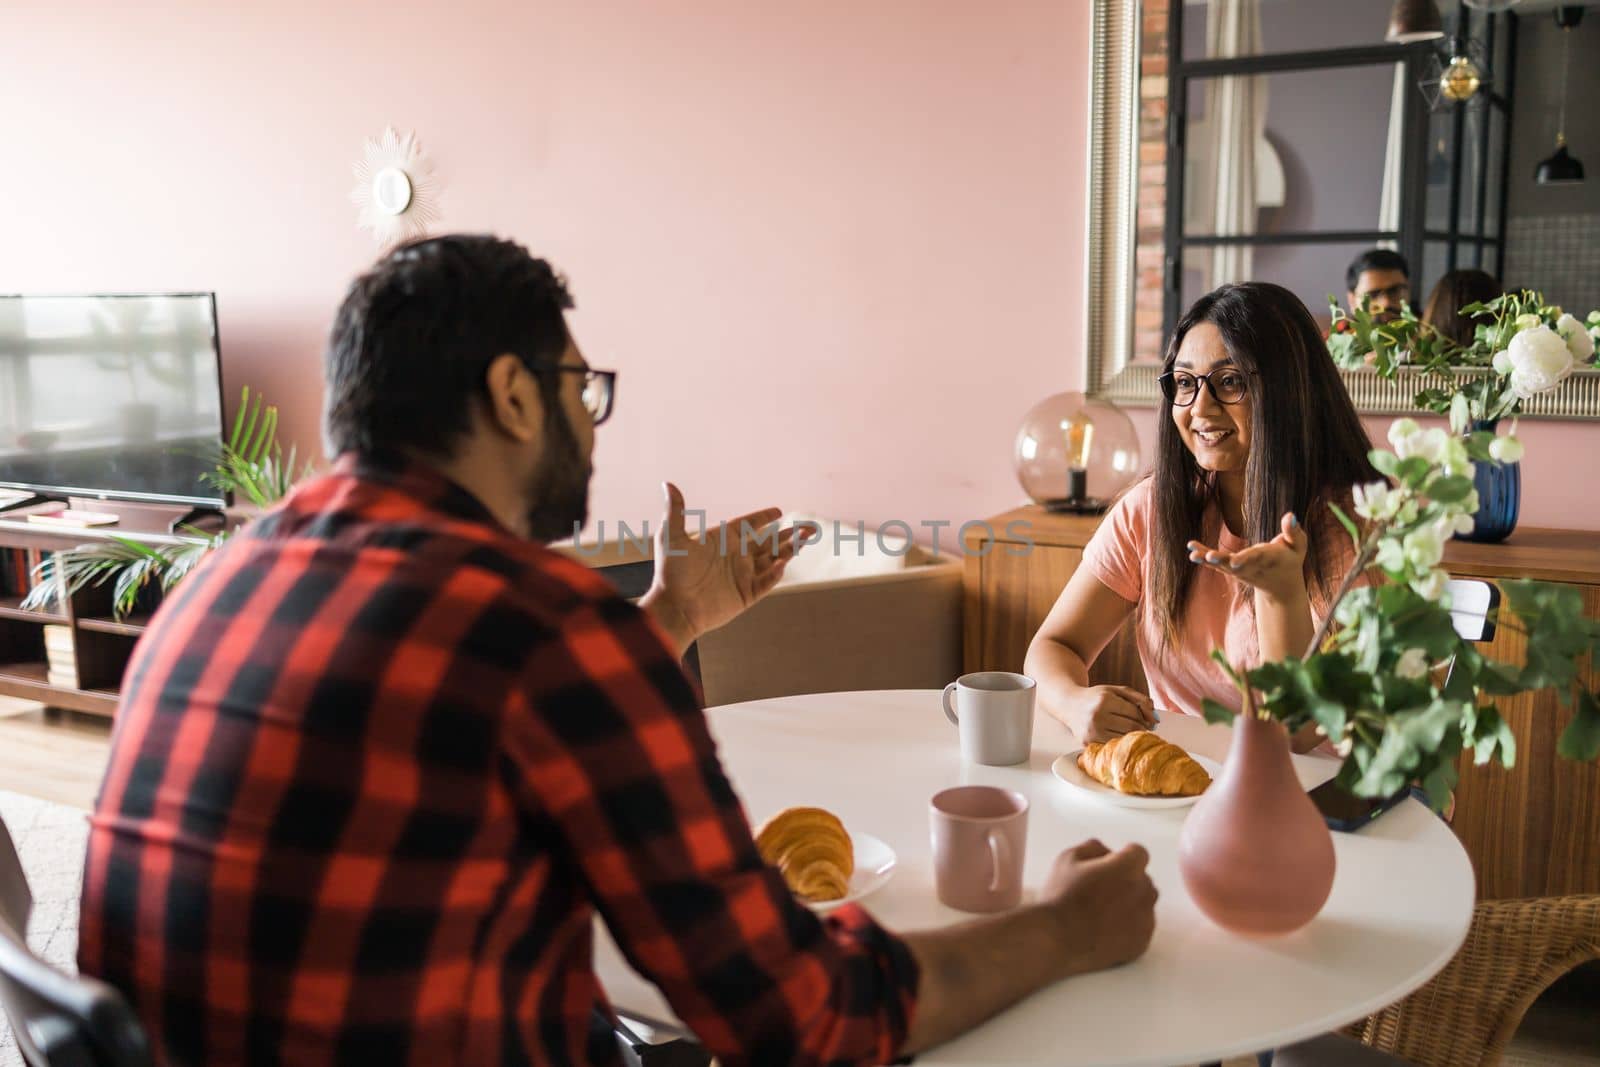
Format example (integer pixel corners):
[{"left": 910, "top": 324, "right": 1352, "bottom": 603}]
[{"left": 23, "top": 388, "right": 312, "bottom": 620}]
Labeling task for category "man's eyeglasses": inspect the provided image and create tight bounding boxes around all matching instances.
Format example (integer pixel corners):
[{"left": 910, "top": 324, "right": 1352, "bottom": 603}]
[
  {"left": 553, "top": 366, "right": 617, "bottom": 426},
  {"left": 1158, "top": 368, "right": 1251, "bottom": 407},
  {"left": 1359, "top": 284, "right": 1410, "bottom": 305}
]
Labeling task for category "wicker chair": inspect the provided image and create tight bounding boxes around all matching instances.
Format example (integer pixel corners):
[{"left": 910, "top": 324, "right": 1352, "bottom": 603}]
[{"left": 1346, "top": 894, "right": 1600, "bottom": 1066}]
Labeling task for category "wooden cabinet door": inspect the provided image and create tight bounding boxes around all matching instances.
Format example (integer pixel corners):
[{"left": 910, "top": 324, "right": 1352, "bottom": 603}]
[
  {"left": 973, "top": 544, "right": 1081, "bottom": 673},
  {"left": 967, "top": 545, "right": 1147, "bottom": 692},
  {"left": 1450, "top": 580, "right": 1600, "bottom": 899}
]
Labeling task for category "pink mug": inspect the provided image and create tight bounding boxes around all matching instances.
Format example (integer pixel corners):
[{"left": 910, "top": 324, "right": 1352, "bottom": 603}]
[{"left": 929, "top": 786, "right": 1029, "bottom": 913}]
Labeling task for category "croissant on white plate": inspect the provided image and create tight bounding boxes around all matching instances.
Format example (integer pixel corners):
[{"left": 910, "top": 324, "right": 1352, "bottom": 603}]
[
  {"left": 754, "top": 806, "right": 854, "bottom": 902},
  {"left": 1077, "top": 731, "right": 1211, "bottom": 797}
]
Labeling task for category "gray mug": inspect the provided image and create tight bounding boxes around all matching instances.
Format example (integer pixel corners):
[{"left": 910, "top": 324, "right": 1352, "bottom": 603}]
[{"left": 941, "top": 672, "right": 1036, "bottom": 766}]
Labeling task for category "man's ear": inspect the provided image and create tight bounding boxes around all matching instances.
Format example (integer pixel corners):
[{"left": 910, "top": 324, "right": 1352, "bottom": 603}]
[{"left": 482, "top": 354, "right": 542, "bottom": 444}]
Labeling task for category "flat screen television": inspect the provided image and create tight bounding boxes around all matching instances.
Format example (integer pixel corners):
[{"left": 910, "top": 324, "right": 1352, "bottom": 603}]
[{"left": 0, "top": 294, "right": 226, "bottom": 507}]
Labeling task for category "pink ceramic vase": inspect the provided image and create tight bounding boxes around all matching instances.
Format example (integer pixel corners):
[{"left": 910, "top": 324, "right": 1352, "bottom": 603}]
[{"left": 1178, "top": 712, "right": 1336, "bottom": 935}]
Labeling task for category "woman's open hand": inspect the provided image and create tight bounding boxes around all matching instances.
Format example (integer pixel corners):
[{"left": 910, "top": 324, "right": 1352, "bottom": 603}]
[{"left": 1187, "top": 511, "right": 1308, "bottom": 605}]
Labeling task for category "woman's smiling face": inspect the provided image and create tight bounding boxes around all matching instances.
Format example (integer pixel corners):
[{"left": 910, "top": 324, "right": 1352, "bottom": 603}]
[{"left": 1170, "top": 321, "right": 1253, "bottom": 474}]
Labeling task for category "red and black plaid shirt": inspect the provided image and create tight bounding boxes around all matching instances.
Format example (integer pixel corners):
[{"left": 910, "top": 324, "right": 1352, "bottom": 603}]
[{"left": 79, "top": 454, "right": 918, "bottom": 1066}]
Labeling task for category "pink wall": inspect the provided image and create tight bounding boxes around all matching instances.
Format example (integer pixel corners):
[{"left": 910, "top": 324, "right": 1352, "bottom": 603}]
[
  {"left": 3, "top": 1, "right": 1594, "bottom": 538},
  {"left": 1, "top": 0, "right": 1091, "bottom": 542}
]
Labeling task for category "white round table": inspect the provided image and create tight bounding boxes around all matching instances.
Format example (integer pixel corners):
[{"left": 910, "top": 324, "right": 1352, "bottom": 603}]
[{"left": 593, "top": 690, "right": 1475, "bottom": 1066}]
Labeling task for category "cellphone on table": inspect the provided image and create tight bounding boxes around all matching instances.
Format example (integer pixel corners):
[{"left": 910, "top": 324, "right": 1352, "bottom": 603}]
[{"left": 1308, "top": 778, "right": 1408, "bottom": 832}]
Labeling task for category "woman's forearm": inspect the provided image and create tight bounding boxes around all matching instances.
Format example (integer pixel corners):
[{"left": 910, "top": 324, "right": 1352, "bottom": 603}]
[
  {"left": 1024, "top": 637, "right": 1091, "bottom": 720},
  {"left": 1254, "top": 586, "right": 1313, "bottom": 667},
  {"left": 1255, "top": 587, "right": 1323, "bottom": 752}
]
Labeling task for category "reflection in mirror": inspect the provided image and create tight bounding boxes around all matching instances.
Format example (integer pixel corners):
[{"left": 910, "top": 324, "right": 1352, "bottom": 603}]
[
  {"left": 1096, "top": 0, "right": 1600, "bottom": 419},
  {"left": 1179, "top": 64, "right": 1405, "bottom": 323}
]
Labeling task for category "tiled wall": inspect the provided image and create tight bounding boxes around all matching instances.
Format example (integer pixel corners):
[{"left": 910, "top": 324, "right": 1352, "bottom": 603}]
[{"left": 1504, "top": 213, "right": 1600, "bottom": 314}]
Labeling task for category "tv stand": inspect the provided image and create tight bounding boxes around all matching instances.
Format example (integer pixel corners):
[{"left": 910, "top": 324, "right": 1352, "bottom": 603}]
[
  {"left": 0, "top": 505, "right": 232, "bottom": 717},
  {"left": 0, "top": 491, "right": 66, "bottom": 516},
  {"left": 168, "top": 505, "right": 226, "bottom": 535}
]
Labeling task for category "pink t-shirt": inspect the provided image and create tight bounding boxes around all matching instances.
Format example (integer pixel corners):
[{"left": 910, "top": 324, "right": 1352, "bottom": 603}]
[{"left": 1081, "top": 479, "right": 1344, "bottom": 720}]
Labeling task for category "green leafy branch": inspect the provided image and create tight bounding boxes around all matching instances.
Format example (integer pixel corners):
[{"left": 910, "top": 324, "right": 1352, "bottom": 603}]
[
  {"left": 1210, "top": 419, "right": 1600, "bottom": 810},
  {"left": 22, "top": 532, "right": 222, "bottom": 620},
  {"left": 202, "top": 386, "right": 315, "bottom": 509},
  {"left": 1328, "top": 291, "right": 1600, "bottom": 429}
]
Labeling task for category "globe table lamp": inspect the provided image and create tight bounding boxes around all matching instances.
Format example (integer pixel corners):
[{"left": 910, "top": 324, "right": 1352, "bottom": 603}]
[{"left": 1013, "top": 393, "right": 1141, "bottom": 514}]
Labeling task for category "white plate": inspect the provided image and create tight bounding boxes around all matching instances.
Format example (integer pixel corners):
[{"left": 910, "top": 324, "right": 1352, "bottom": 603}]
[
  {"left": 1051, "top": 748, "right": 1222, "bottom": 809},
  {"left": 807, "top": 832, "right": 897, "bottom": 914}
]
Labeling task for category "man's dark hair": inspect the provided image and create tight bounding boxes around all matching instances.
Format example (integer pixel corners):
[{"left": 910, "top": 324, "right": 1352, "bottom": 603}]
[
  {"left": 1345, "top": 249, "right": 1410, "bottom": 292},
  {"left": 324, "top": 234, "right": 575, "bottom": 459}
]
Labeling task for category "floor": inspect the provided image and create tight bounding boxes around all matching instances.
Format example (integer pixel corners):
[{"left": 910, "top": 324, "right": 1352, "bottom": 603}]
[
  {"left": 1, "top": 698, "right": 1595, "bottom": 1067},
  {"left": 0, "top": 697, "right": 109, "bottom": 811}
]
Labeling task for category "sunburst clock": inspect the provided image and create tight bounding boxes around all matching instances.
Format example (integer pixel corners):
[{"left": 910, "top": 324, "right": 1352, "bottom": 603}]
[{"left": 350, "top": 127, "right": 441, "bottom": 247}]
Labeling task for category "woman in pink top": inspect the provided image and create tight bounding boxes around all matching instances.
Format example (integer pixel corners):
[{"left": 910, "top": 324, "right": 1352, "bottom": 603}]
[{"left": 1027, "top": 283, "right": 1378, "bottom": 753}]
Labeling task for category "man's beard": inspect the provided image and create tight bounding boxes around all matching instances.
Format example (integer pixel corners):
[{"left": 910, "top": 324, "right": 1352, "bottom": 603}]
[{"left": 525, "top": 402, "right": 591, "bottom": 542}]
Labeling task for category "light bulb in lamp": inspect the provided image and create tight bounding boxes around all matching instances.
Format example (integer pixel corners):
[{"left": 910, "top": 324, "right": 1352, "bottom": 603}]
[{"left": 1062, "top": 412, "right": 1095, "bottom": 504}]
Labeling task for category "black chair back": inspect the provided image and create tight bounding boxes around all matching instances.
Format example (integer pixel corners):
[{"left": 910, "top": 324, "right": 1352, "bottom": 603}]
[
  {"left": 604, "top": 1007, "right": 713, "bottom": 1067},
  {"left": 0, "top": 815, "right": 152, "bottom": 1067}
]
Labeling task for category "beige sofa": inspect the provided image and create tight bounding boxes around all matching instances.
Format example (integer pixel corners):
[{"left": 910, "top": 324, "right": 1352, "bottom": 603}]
[
  {"left": 565, "top": 541, "right": 963, "bottom": 708},
  {"left": 694, "top": 544, "right": 962, "bottom": 706}
]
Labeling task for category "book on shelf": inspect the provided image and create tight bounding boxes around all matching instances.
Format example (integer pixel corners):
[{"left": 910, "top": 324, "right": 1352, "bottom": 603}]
[
  {"left": 43, "top": 623, "right": 78, "bottom": 689},
  {"left": 0, "top": 547, "right": 63, "bottom": 610}
]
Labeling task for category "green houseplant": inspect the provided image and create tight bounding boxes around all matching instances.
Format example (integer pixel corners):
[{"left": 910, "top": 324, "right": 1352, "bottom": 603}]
[
  {"left": 23, "top": 388, "right": 313, "bottom": 620},
  {"left": 1201, "top": 418, "right": 1600, "bottom": 809}
]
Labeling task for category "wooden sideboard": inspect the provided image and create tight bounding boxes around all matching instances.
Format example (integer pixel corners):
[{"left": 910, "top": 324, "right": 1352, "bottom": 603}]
[{"left": 963, "top": 504, "right": 1600, "bottom": 900}]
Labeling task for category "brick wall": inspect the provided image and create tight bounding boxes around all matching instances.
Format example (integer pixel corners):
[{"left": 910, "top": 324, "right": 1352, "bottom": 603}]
[{"left": 1136, "top": 0, "right": 1170, "bottom": 365}]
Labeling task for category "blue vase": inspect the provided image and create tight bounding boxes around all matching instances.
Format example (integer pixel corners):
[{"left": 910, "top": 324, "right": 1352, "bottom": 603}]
[{"left": 1459, "top": 419, "right": 1520, "bottom": 544}]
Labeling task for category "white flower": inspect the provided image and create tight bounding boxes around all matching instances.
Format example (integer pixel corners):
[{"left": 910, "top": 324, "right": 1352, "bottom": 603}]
[
  {"left": 1557, "top": 313, "right": 1595, "bottom": 363},
  {"left": 1395, "top": 647, "right": 1430, "bottom": 680},
  {"left": 1353, "top": 480, "right": 1400, "bottom": 521},
  {"left": 1387, "top": 418, "right": 1420, "bottom": 449},
  {"left": 1505, "top": 326, "right": 1576, "bottom": 399},
  {"left": 1404, "top": 525, "right": 1446, "bottom": 571},
  {"left": 1412, "top": 568, "right": 1451, "bottom": 602},
  {"left": 1377, "top": 537, "right": 1407, "bottom": 574},
  {"left": 1492, "top": 349, "right": 1513, "bottom": 375},
  {"left": 1394, "top": 426, "right": 1451, "bottom": 465},
  {"left": 1464, "top": 488, "right": 1481, "bottom": 513},
  {"left": 1489, "top": 435, "right": 1524, "bottom": 463},
  {"left": 1454, "top": 512, "right": 1476, "bottom": 535}
]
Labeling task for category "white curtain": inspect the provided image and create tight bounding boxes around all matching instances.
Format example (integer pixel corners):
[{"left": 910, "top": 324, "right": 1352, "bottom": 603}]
[
  {"left": 1205, "top": 0, "right": 1264, "bottom": 286},
  {"left": 1377, "top": 64, "right": 1406, "bottom": 246}
]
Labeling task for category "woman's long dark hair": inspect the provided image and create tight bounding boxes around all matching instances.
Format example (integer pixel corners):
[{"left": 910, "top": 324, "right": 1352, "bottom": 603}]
[
  {"left": 1423, "top": 268, "right": 1501, "bottom": 349},
  {"left": 1147, "top": 282, "right": 1379, "bottom": 644}
]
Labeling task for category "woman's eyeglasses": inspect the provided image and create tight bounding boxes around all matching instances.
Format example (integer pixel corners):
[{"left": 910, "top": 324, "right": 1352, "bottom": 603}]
[
  {"left": 553, "top": 366, "right": 617, "bottom": 426},
  {"left": 1158, "top": 368, "right": 1251, "bottom": 407}
]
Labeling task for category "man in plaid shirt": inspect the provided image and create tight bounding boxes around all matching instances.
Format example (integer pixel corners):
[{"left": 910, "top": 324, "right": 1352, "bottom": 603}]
[{"left": 79, "top": 235, "right": 1158, "bottom": 1065}]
